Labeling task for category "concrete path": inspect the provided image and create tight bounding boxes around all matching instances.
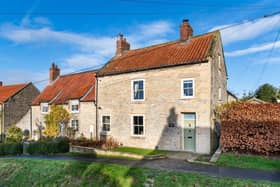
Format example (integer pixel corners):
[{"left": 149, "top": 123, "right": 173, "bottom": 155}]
[{"left": 1, "top": 155, "right": 280, "bottom": 183}]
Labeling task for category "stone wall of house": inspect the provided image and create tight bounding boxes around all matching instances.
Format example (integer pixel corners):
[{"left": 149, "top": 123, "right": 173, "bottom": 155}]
[
  {"left": 3, "top": 83, "right": 39, "bottom": 132},
  {"left": 209, "top": 33, "right": 228, "bottom": 152},
  {"left": 98, "top": 63, "right": 213, "bottom": 154},
  {"left": 31, "top": 102, "right": 96, "bottom": 139},
  {"left": 15, "top": 109, "right": 31, "bottom": 132}
]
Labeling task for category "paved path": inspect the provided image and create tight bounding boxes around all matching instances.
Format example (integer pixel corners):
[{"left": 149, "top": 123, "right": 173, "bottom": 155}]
[{"left": 1, "top": 155, "right": 280, "bottom": 182}]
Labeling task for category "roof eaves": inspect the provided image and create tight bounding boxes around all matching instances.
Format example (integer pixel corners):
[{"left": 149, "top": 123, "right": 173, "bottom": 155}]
[{"left": 97, "top": 59, "right": 209, "bottom": 77}]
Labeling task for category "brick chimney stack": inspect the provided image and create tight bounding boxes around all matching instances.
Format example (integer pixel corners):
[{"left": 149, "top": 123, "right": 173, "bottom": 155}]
[
  {"left": 49, "top": 63, "right": 60, "bottom": 83},
  {"left": 180, "top": 19, "right": 193, "bottom": 41},
  {"left": 0, "top": 81, "right": 2, "bottom": 86},
  {"left": 116, "top": 34, "right": 130, "bottom": 57}
]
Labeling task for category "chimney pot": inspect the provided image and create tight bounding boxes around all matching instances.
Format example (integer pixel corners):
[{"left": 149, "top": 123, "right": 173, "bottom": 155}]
[
  {"left": 0, "top": 81, "right": 2, "bottom": 86},
  {"left": 116, "top": 34, "right": 130, "bottom": 56},
  {"left": 49, "top": 63, "right": 60, "bottom": 83},
  {"left": 180, "top": 19, "right": 193, "bottom": 41}
]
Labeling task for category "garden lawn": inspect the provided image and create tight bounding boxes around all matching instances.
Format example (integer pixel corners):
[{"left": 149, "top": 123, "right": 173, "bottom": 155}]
[
  {"left": 0, "top": 158, "right": 279, "bottom": 187},
  {"left": 217, "top": 153, "right": 280, "bottom": 171},
  {"left": 112, "top": 147, "right": 168, "bottom": 155}
]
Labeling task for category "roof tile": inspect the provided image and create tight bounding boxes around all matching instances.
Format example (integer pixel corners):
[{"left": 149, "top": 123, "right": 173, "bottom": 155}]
[
  {"left": 98, "top": 32, "right": 215, "bottom": 76},
  {"left": 32, "top": 71, "right": 96, "bottom": 105}
]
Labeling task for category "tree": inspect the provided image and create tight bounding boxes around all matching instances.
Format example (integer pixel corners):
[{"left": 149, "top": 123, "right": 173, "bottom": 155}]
[
  {"left": 6, "top": 126, "right": 23, "bottom": 142},
  {"left": 255, "top": 83, "right": 277, "bottom": 102},
  {"left": 44, "top": 105, "right": 70, "bottom": 137},
  {"left": 241, "top": 90, "right": 254, "bottom": 101}
]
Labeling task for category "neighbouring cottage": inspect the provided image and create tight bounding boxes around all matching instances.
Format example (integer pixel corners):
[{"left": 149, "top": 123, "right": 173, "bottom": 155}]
[
  {"left": 96, "top": 20, "right": 228, "bottom": 154},
  {"left": 0, "top": 81, "right": 39, "bottom": 139},
  {"left": 31, "top": 63, "right": 96, "bottom": 139},
  {"left": 227, "top": 91, "right": 238, "bottom": 102}
]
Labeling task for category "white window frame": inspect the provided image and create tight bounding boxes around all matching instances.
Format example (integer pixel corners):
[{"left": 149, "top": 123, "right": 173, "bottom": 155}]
[
  {"left": 131, "top": 79, "right": 145, "bottom": 101},
  {"left": 70, "top": 119, "right": 79, "bottom": 131},
  {"left": 181, "top": 78, "right": 195, "bottom": 99},
  {"left": 70, "top": 99, "right": 79, "bottom": 113},
  {"left": 41, "top": 102, "right": 49, "bottom": 114},
  {"left": 131, "top": 114, "right": 145, "bottom": 137},
  {"left": 101, "top": 115, "right": 111, "bottom": 134}
]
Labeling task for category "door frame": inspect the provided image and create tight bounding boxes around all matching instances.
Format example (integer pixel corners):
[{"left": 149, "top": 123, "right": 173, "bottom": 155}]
[{"left": 181, "top": 112, "right": 197, "bottom": 152}]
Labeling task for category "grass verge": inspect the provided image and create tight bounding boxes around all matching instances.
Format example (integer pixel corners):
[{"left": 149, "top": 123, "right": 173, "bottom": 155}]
[
  {"left": 217, "top": 153, "right": 280, "bottom": 171},
  {"left": 0, "top": 158, "right": 279, "bottom": 186},
  {"left": 112, "top": 147, "right": 168, "bottom": 155}
]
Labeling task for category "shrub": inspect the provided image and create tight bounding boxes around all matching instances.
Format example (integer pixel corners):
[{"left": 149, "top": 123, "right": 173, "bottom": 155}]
[
  {"left": 0, "top": 142, "right": 22, "bottom": 155},
  {"left": 70, "top": 137, "right": 119, "bottom": 150},
  {"left": 27, "top": 137, "right": 69, "bottom": 155},
  {"left": 6, "top": 126, "right": 23, "bottom": 142},
  {"left": 219, "top": 102, "right": 280, "bottom": 155}
]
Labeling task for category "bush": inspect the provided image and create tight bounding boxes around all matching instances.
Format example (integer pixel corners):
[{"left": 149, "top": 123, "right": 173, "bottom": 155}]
[
  {"left": 70, "top": 137, "right": 119, "bottom": 150},
  {"left": 27, "top": 137, "right": 69, "bottom": 155},
  {"left": 219, "top": 102, "right": 280, "bottom": 155},
  {"left": 0, "top": 142, "right": 22, "bottom": 155},
  {"left": 6, "top": 126, "right": 23, "bottom": 142}
]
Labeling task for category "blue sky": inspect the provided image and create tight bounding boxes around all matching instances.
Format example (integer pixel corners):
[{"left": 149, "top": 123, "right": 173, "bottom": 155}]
[{"left": 0, "top": 0, "right": 279, "bottom": 97}]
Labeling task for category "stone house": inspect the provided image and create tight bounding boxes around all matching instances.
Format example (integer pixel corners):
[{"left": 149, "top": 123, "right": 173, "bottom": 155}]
[
  {"left": 96, "top": 20, "right": 228, "bottom": 154},
  {"left": 31, "top": 64, "right": 96, "bottom": 139},
  {"left": 0, "top": 82, "right": 39, "bottom": 139}
]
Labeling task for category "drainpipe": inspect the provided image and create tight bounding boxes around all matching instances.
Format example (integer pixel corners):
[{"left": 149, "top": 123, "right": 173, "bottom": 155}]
[
  {"left": 95, "top": 76, "right": 99, "bottom": 140},
  {"left": 30, "top": 105, "right": 32, "bottom": 138}
]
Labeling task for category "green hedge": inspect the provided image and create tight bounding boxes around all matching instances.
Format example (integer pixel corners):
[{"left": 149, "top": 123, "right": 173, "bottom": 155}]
[
  {"left": 27, "top": 137, "right": 69, "bottom": 155},
  {"left": 0, "top": 142, "right": 23, "bottom": 155}
]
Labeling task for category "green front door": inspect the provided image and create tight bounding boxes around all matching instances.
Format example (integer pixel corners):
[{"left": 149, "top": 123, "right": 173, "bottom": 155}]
[{"left": 183, "top": 113, "right": 196, "bottom": 152}]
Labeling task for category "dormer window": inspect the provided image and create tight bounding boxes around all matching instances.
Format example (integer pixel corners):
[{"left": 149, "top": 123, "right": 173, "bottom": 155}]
[
  {"left": 70, "top": 100, "right": 79, "bottom": 113},
  {"left": 41, "top": 102, "right": 49, "bottom": 114}
]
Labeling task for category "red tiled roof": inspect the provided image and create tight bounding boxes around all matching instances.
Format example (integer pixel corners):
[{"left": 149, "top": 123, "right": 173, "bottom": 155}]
[
  {"left": 32, "top": 71, "right": 96, "bottom": 105},
  {"left": 98, "top": 32, "right": 216, "bottom": 76},
  {"left": 0, "top": 83, "right": 29, "bottom": 103}
]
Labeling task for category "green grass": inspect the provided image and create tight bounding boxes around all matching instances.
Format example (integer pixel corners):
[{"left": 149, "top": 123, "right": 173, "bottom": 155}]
[
  {"left": 217, "top": 153, "right": 280, "bottom": 171},
  {"left": 0, "top": 158, "right": 279, "bottom": 186},
  {"left": 112, "top": 147, "right": 168, "bottom": 156}
]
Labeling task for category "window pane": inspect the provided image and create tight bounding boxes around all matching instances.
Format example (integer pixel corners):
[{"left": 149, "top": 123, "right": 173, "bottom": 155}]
[
  {"left": 134, "top": 125, "right": 139, "bottom": 135},
  {"left": 138, "top": 81, "right": 143, "bottom": 89},
  {"left": 133, "top": 80, "right": 144, "bottom": 100},
  {"left": 139, "top": 126, "right": 144, "bottom": 135},
  {"left": 138, "top": 116, "right": 143, "bottom": 125},
  {"left": 103, "top": 116, "right": 110, "bottom": 124}
]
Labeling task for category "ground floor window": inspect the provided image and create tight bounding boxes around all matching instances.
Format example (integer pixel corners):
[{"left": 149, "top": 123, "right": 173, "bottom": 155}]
[
  {"left": 102, "top": 115, "right": 111, "bottom": 132},
  {"left": 71, "top": 119, "right": 79, "bottom": 131},
  {"left": 132, "top": 115, "right": 144, "bottom": 136}
]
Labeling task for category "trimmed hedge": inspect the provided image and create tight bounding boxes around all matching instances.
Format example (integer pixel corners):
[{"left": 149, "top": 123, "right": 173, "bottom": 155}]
[
  {"left": 27, "top": 137, "right": 69, "bottom": 155},
  {"left": 0, "top": 142, "right": 23, "bottom": 155},
  {"left": 219, "top": 102, "right": 280, "bottom": 155}
]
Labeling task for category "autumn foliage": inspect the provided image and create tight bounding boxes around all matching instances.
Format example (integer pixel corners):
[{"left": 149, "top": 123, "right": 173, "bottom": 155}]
[{"left": 219, "top": 102, "right": 280, "bottom": 155}]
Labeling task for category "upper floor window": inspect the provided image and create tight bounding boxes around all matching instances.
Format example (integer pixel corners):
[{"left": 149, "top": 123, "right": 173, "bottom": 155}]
[
  {"left": 41, "top": 102, "right": 48, "bottom": 114},
  {"left": 102, "top": 115, "right": 111, "bottom": 133},
  {"left": 131, "top": 115, "right": 144, "bottom": 136},
  {"left": 71, "top": 119, "right": 79, "bottom": 131},
  {"left": 70, "top": 100, "right": 79, "bottom": 113},
  {"left": 132, "top": 79, "right": 144, "bottom": 101},
  {"left": 181, "top": 79, "right": 195, "bottom": 98}
]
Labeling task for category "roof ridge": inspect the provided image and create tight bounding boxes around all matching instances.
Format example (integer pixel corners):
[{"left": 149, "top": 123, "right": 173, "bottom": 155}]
[
  {"left": 60, "top": 69, "right": 97, "bottom": 78},
  {"left": 113, "top": 32, "right": 215, "bottom": 61}
]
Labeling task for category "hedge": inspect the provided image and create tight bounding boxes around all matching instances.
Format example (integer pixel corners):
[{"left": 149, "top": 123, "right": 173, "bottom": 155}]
[
  {"left": 0, "top": 142, "right": 23, "bottom": 155},
  {"left": 27, "top": 137, "right": 69, "bottom": 155},
  {"left": 219, "top": 102, "right": 280, "bottom": 155}
]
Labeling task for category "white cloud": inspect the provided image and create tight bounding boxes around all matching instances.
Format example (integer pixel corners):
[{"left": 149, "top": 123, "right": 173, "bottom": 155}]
[
  {"left": 225, "top": 40, "right": 280, "bottom": 56},
  {"left": 0, "top": 20, "right": 174, "bottom": 72},
  {"left": 210, "top": 15, "right": 280, "bottom": 44}
]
